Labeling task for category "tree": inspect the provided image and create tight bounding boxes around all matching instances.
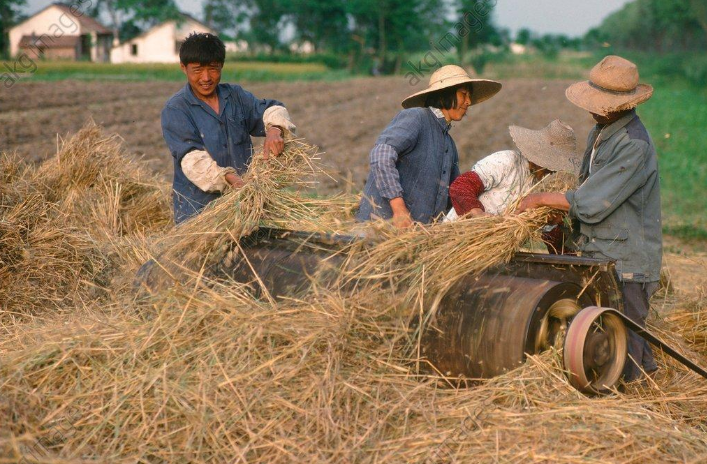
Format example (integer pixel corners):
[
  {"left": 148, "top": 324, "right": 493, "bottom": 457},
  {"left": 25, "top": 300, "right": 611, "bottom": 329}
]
[
  {"left": 203, "top": 0, "right": 288, "bottom": 53},
  {"left": 515, "top": 28, "right": 531, "bottom": 45},
  {"left": 455, "top": 0, "right": 499, "bottom": 64},
  {"left": 690, "top": 0, "right": 707, "bottom": 34},
  {"left": 286, "top": 0, "right": 349, "bottom": 53},
  {"left": 0, "top": 0, "right": 26, "bottom": 57},
  {"left": 203, "top": 0, "right": 249, "bottom": 38},
  {"left": 347, "top": 0, "right": 448, "bottom": 73},
  {"left": 592, "top": 0, "right": 706, "bottom": 52},
  {"left": 90, "top": 0, "right": 181, "bottom": 42},
  {"left": 246, "top": 0, "right": 289, "bottom": 53}
]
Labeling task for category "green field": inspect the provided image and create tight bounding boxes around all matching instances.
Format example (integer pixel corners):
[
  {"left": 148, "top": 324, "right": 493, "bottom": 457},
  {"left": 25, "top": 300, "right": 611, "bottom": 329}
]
[{"left": 3, "top": 60, "right": 346, "bottom": 82}]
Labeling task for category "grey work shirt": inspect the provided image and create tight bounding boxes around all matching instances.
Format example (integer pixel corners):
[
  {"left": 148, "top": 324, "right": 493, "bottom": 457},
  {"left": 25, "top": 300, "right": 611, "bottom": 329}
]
[
  {"left": 565, "top": 111, "right": 662, "bottom": 282},
  {"left": 356, "top": 107, "right": 460, "bottom": 224},
  {"left": 161, "top": 83, "right": 283, "bottom": 223}
]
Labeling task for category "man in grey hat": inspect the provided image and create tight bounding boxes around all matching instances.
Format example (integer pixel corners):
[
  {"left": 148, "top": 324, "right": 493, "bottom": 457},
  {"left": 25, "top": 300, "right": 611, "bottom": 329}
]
[{"left": 517, "top": 55, "right": 662, "bottom": 382}]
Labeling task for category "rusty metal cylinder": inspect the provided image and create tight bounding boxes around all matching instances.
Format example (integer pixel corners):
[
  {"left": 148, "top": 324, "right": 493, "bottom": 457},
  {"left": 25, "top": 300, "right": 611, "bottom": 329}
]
[{"left": 419, "top": 275, "right": 591, "bottom": 378}]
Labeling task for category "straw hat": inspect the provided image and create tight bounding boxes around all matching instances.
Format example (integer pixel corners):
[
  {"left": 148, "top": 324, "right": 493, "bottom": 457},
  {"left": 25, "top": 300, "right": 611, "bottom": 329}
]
[
  {"left": 509, "top": 119, "right": 581, "bottom": 174},
  {"left": 401, "top": 65, "right": 502, "bottom": 109},
  {"left": 566, "top": 55, "right": 653, "bottom": 117}
]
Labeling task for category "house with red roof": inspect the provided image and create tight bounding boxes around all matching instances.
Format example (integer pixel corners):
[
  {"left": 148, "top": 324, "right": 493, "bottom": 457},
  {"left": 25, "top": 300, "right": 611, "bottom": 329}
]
[{"left": 9, "top": 2, "right": 113, "bottom": 61}]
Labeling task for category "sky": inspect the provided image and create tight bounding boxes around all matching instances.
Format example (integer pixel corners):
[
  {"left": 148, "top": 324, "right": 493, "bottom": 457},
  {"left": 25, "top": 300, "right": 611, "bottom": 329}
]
[{"left": 23, "top": 0, "right": 633, "bottom": 38}]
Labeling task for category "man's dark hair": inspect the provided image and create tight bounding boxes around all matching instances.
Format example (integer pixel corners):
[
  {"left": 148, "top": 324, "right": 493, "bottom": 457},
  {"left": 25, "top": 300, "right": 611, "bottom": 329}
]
[
  {"left": 424, "top": 83, "right": 473, "bottom": 110},
  {"left": 179, "top": 32, "right": 226, "bottom": 66}
]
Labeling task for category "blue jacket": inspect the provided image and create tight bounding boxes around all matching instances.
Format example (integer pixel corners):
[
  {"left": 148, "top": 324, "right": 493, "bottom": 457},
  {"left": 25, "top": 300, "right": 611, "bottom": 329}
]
[
  {"left": 161, "top": 83, "right": 283, "bottom": 223},
  {"left": 356, "top": 107, "right": 460, "bottom": 224}
]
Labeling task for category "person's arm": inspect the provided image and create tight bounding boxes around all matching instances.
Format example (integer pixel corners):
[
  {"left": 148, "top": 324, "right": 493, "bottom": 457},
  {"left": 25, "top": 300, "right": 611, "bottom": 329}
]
[
  {"left": 234, "top": 86, "right": 295, "bottom": 159},
  {"left": 370, "top": 110, "right": 424, "bottom": 229},
  {"left": 370, "top": 143, "right": 411, "bottom": 227},
  {"left": 449, "top": 171, "right": 489, "bottom": 218},
  {"left": 517, "top": 140, "right": 648, "bottom": 221},
  {"left": 181, "top": 150, "right": 244, "bottom": 192},
  {"left": 516, "top": 192, "right": 570, "bottom": 213},
  {"left": 161, "top": 105, "right": 243, "bottom": 192}
]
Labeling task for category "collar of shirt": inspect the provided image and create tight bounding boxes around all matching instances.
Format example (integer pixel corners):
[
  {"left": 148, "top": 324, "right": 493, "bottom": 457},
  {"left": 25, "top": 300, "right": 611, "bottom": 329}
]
[
  {"left": 184, "top": 83, "right": 232, "bottom": 118},
  {"left": 429, "top": 107, "right": 451, "bottom": 133},
  {"left": 592, "top": 109, "right": 637, "bottom": 146}
]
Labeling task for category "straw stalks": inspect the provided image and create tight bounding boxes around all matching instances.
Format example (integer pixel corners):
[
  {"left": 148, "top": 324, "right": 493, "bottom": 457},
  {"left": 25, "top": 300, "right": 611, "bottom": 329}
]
[
  {"left": 1, "top": 283, "right": 707, "bottom": 463},
  {"left": 2, "top": 124, "right": 707, "bottom": 463},
  {"left": 149, "top": 138, "right": 357, "bottom": 287}
]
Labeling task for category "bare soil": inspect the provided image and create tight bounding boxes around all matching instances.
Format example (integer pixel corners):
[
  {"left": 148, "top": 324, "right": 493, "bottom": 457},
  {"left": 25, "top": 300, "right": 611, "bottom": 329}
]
[{"left": 1, "top": 77, "right": 595, "bottom": 193}]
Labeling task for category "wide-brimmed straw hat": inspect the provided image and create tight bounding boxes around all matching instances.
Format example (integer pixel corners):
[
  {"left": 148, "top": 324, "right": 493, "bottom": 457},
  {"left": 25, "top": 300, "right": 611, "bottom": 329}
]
[
  {"left": 566, "top": 55, "right": 653, "bottom": 117},
  {"left": 401, "top": 65, "right": 502, "bottom": 109},
  {"left": 509, "top": 119, "right": 581, "bottom": 174}
]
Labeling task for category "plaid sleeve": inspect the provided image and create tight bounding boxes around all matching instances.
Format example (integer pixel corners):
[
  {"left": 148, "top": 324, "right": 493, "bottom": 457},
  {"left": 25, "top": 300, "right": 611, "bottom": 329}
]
[{"left": 370, "top": 143, "right": 403, "bottom": 200}]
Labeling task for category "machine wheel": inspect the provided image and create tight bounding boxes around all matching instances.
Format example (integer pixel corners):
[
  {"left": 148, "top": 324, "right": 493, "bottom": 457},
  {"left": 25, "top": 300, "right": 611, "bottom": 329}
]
[
  {"left": 534, "top": 298, "right": 581, "bottom": 352},
  {"left": 563, "top": 306, "right": 627, "bottom": 394}
]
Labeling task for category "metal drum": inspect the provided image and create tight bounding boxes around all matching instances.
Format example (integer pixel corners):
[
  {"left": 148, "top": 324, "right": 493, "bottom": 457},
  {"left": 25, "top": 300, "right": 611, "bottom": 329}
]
[{"left": 418, "top": 275, "right": 593, "bottom": 379}]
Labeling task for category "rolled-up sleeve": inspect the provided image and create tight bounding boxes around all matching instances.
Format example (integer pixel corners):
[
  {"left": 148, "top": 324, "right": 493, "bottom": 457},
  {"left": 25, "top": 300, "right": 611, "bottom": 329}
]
[
  {"left": 566, "top": 140, "right": 648, "bottom": 224},
  {"left": 161, "top": 104, "right": 204, "bottom": 164},
  {"left": 263, "top": 106, "right": 296, "bottom": 135},
  {"left": 181, "top": 150, "right": 235, "bottom": 193}
]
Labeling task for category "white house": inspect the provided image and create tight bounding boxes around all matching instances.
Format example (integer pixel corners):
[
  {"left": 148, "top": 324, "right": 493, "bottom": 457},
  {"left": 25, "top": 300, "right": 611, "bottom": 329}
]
[
  {"left": 9, "top": 2, "right": 113, "bottom": 61},
  {"left": 111, "top": 14, "right": 214, "bottom": 64}
]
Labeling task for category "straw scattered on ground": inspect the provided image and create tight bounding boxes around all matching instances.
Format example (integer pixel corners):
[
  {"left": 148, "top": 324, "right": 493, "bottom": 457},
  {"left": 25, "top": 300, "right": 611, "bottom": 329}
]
[
  {"left": 0, "top": 123, "right": 172, "bottom": 322},
  {"left": 1, "top": 124, "right": 707, "bottom": 463}
]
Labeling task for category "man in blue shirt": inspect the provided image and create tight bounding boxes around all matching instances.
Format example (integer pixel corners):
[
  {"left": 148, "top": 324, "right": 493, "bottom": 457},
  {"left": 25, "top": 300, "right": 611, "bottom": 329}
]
[{"left": 161, "top": 33, "right": 296, "bottom": 224}]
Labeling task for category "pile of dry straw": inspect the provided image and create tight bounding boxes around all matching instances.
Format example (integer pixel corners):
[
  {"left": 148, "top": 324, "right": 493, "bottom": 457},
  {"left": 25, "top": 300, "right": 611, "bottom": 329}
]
[
  {"left": 1, "top": 123, "right": 706, "bottom": 463},
  {"left": 0, "top": 123, "right": 171, "bottom": 323}
]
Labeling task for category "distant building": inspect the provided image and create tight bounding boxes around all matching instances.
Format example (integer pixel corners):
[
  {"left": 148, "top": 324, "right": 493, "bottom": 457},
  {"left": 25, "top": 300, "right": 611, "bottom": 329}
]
[
  {"left": 510, "top": 43, "right": 528, "bottom": 55},
  {"left": 289, "top": 41, "right": 315, "bottom": 54},
  {"left": 111, "top": 14, "right": 214, "bottom": 64},
  {"left": 225, "top": 40, "right": 249, "bottom": 53},
  {"left": 9, "top": 2, "right": 113, "bottom": 61}
]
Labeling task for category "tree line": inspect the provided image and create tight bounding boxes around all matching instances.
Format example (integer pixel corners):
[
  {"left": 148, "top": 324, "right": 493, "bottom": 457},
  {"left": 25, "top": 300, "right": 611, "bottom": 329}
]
[
  {"left": 2, "top": 0, "right": 706, "bottom": 67},
  {"left": 586, "top": 0, "right": 707, "bottom": 52}
]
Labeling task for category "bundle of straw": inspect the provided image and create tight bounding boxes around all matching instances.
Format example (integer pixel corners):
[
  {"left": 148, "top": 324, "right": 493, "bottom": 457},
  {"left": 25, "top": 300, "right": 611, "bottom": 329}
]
[
  {"left": 0, "top": 122, "right": 172, "bottom": 320},
  {"left": 151, "top": 138, "right": 357, "bottom": 284},
  {"left": 35, "top": 121, "right": 172, "bottom": 236},
  {"left": 0, "top": 194, "right": 108, "bottom": 322},
  {"left": 339, "top": 172, "right": 578, "bottom": 313}
]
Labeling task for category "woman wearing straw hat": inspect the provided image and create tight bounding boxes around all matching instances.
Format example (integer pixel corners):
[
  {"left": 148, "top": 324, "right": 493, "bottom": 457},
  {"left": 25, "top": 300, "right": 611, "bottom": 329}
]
[
  {"left": 356, "top": 65, "right": 501, "bottom": 228},
  {"left": 516, "top": 55, "right": 662, "bottom": 382}
]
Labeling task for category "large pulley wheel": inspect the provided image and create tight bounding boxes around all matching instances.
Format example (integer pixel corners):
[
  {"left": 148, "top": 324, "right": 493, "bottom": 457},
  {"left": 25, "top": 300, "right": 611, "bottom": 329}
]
[{"left": 564, "top": 306, "right": 627, "bottom": 394}]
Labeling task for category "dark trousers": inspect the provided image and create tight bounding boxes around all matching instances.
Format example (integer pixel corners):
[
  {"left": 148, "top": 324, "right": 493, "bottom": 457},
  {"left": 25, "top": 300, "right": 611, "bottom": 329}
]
[{"left": 621, "top": 281, "right": 659, "bottom": 381}]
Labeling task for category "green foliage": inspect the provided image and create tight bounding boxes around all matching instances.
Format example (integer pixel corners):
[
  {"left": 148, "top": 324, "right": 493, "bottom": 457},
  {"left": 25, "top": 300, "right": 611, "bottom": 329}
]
[
  {"left": 90, "top": 0, "right": 182, "bottom": 40},
  {"left": 204, "top": 0, "right": 494, "bottom": 74},
  {"left": 227, "top": 52, "right": 348, "bottom": 69},
  {"left": 0, "top": 0, "right": 27, "bottom": 57},
  {"left": 287, "top": 0, "right": 349, "bottom": 53},
  {"left": 589, "top": 0, "right": 707, "bottom": 52}
]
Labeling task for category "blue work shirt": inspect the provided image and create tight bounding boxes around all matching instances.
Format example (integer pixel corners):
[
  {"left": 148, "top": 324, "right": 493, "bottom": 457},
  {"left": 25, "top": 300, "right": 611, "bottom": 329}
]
[
  {"left": 356, "top": 107, "right": 460, "bottom": 224},
  {"left": 161, "top": 83, "right": 284, "bottom": 223}
]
